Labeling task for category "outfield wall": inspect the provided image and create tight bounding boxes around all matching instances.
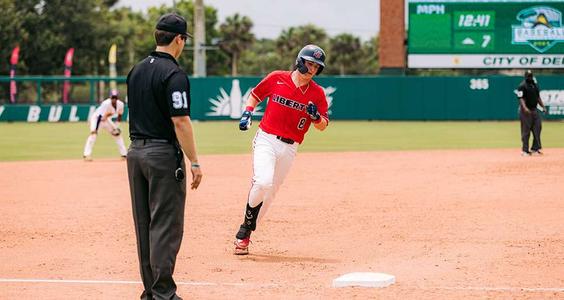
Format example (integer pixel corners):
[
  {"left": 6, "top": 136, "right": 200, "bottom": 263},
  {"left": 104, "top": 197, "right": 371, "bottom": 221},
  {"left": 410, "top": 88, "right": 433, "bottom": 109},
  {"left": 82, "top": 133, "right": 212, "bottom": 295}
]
[{"left": 1, "top": 76, "right": 562, "bottom": 121}]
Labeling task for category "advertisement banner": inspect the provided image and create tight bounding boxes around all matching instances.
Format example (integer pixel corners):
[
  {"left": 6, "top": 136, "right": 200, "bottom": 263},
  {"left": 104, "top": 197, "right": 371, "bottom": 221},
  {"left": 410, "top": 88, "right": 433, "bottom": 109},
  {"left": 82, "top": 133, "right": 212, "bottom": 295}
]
[
  {"left": 62, "top": 48, "right": 75, "bottom": 103},
  {"left": 0, "top": 105, "right": 127, "bottom": 122},
  {"left": 1, "top": 76, "right": 563, "bottom": 121},
  {"left": 408, "top": 54, "right": 564, "bottom": 68},
  {"left": 9, "top": 46, "right": 20, "bottom": 103},
  {"left": 108, "top": 44, "right": 117, "bottom": 91},
  {"left": 407, "top": 0, "right": 564, "bottom": 68}
]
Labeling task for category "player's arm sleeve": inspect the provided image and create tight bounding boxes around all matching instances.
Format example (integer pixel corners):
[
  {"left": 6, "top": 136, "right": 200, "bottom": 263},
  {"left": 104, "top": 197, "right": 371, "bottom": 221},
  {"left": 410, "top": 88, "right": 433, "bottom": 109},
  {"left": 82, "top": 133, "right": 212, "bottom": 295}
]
[
  {"left": 117, "top": 102, "right": 124, "bottom": 122},
  {"left": 317, "top": 91, "right": 330, "bottom": 124},
  {"left": 516, "top": 85, "right": 525, "bottom": 100},
  {"left": 166, "top": 71, "right": 191, "bottom": 117},
  {"left": 250, "top": 72, "right": 276, "bottom": 102},
  {"left": 516, "top": 85, "right": 529, "bottom": 111}
]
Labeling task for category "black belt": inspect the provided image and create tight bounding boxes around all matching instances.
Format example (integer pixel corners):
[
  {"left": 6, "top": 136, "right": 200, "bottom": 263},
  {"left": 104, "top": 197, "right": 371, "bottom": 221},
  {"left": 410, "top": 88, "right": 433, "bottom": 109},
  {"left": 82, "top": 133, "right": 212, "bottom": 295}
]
[
  {"left": 276, "top": 136, "right": 295, "bottom": 144},
  {"left": 132, "top": 138, "right": 172, "bottom": 145}
]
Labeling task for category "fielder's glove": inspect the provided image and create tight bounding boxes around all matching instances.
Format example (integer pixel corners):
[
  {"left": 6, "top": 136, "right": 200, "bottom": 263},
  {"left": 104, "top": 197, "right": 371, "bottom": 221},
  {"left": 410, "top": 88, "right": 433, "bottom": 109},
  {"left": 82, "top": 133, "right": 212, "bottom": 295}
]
[
  {"left": 111, "top": 127, "right": 122, "bottom": 136},
  {"left": 306, "top": 101, "right": 321, "bottom": 121},
  {"left": 239, "top": 110, "right": 252, "bottom": 131}
]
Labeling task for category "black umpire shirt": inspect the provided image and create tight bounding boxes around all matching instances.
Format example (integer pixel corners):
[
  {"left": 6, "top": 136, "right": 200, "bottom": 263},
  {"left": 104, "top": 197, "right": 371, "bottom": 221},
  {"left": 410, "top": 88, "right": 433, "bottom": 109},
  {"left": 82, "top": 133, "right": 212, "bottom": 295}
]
[
  {"left": 517, "top": 80, "right": 540, "bottom": 111},
  {"left": 127, "top": 51, "right": 191, "bottom": 141}
]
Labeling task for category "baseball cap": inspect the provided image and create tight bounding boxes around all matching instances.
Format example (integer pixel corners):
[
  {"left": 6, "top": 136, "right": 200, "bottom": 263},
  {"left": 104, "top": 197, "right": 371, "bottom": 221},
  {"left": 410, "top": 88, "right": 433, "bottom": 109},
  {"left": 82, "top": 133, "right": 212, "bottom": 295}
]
[
  {"left": 110, "top": 89, "right": 119, "bottom": 98},
  {"left": 524, "top": 69, "right": 533, "bottom": 78},
  {"left": 156, "top": 13, "right": 192, "bottom": 38}
]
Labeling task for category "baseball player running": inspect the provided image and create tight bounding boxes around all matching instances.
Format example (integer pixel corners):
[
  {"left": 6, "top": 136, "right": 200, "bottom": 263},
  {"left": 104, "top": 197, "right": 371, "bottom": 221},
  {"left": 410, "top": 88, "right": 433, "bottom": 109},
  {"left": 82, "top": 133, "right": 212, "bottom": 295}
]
[
  {"left": 233, "top": 44, "right": 329, "bottom": 255},
  {"left": 83, "top": 89, "right": 127, "bottom": 161}
]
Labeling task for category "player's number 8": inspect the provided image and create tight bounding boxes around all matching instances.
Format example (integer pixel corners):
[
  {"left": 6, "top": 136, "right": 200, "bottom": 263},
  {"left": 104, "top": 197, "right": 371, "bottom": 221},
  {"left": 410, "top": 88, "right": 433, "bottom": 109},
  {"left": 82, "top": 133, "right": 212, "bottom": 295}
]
[{"left": 297, "top": 117, "right": 307, "bottom": 130}]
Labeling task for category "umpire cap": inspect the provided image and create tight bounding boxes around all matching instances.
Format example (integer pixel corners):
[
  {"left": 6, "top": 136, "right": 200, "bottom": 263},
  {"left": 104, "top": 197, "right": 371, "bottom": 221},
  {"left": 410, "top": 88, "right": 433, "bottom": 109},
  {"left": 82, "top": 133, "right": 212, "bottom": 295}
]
[{"left": 156, "top": 13, "right": 192, "bottom": 38}]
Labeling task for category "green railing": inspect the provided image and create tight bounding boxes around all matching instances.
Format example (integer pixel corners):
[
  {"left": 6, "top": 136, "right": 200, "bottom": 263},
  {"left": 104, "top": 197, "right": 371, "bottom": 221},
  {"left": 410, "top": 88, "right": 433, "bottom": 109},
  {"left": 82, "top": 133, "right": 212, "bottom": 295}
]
[
  {"left": 0, "top": 76, "right": 127, "bottom": 105},
  {"left": 1, "top": 75, "right": 563, "bottom": 121}
]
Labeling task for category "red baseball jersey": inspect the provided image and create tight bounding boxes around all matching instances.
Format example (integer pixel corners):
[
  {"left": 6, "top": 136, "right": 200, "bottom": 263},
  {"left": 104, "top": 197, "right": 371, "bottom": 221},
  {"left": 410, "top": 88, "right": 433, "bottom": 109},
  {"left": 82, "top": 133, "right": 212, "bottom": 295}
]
[{"left": 251, "top": 70, "right": 329, "bottom": 144}]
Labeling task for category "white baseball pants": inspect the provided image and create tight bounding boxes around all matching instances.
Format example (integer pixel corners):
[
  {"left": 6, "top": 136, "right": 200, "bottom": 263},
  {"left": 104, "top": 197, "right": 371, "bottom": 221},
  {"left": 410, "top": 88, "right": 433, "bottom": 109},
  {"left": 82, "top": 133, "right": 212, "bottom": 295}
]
[
  {"left": 83, "top": 115, "right": 127, "bottom": 157},
  {"left": 247, "top": 128, "right": 298, "bottom": 224}
]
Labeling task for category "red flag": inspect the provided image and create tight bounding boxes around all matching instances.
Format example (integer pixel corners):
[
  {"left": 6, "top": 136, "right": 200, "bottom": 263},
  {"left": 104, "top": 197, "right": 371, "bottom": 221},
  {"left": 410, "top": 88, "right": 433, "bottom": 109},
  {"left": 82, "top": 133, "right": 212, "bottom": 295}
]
[
  {"left": 9, "top": 46, "right": 20, "bottom": 104},
  {"left": 62, "top": 48, "right": 75, "bottom": 104}
]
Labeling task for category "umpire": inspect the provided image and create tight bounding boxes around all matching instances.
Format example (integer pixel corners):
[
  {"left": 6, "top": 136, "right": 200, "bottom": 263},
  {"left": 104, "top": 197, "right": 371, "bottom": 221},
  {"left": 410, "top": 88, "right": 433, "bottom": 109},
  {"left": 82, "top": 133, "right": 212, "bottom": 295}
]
[
  {"left": 126, "top": 12, "right": 203, "bottom": 300},
  {"left": 517, "top": 70, "right": 546, "bottom": 156}
]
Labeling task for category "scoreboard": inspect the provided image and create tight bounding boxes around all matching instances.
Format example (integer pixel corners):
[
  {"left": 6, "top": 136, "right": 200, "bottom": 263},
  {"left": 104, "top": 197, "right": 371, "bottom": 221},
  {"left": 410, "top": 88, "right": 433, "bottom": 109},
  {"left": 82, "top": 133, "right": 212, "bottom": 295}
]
[{"left": 407, "top": 0, "right": 564, "bottom": 68}]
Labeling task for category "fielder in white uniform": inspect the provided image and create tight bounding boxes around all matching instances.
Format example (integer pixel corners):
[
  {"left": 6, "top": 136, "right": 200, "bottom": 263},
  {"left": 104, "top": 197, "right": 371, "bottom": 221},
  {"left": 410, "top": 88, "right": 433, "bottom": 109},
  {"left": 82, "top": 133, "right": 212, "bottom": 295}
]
[{"left": 83, "top": 89, "right": 127, "bottom": 161}]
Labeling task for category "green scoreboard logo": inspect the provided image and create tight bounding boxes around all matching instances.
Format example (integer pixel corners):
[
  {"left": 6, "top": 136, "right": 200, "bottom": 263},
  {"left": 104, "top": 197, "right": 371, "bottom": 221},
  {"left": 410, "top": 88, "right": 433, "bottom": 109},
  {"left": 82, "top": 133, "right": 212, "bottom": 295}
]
[
  {"left": 512, "top": 6, "right": 564, "bottom": 53},
  {"left": 407, "top": 0, "right": 564, "bottom": 68}
]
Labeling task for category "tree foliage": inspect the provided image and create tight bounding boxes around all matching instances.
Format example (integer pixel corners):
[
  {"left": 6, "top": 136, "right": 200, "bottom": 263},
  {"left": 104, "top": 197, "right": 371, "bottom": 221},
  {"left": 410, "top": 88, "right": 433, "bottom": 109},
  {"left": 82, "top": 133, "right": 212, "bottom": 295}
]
[
  {"left": 276, "top": 24, "right": 329, "bottom": 71},
  {"left": 219, "top": 13, "right": 254, "bottom": 76},
  {"left": 0, "top": 0, "right": 30, "bottom": 73},
  {"left": 360, "top": 36, "right": 379, "bottom": 74},
  {"left": 239, "top": 39, "right": 282, "bottom": 76},
  {"left": 0, "top": 0, "right": 378, "bottom": 76},
  {"left": 327, "top": 34, "right": 362, "bottom": 75},
  {"left": 16, "top": 0, "right": 114, "bottom": 75}
]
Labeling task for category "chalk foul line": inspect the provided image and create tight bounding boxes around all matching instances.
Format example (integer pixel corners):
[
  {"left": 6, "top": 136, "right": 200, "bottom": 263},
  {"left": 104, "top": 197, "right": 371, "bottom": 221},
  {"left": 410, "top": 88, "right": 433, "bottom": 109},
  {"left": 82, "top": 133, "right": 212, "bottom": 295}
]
[
  {"left": 1, "top": 278, "right": 562, "bottom": 292},
  {"left": 0, "top": 278, "right": 278, "bottom": 288},
  {"left": 422, "top": 286, "right": 564, "bottom": 292}
]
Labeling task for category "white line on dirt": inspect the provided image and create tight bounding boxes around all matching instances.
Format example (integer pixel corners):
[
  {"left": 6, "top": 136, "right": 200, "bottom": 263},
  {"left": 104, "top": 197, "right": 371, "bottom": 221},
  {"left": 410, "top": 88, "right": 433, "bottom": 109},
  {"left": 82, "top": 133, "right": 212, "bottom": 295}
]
[
  {"left": 424, "top": 286, "right": 564, "bottom": 292},
  {"left": 0, "top": 278, "right": 278, "bottom": 288},
  {"left": 1, "top": 279, "right": 562, "bottom": 292}
]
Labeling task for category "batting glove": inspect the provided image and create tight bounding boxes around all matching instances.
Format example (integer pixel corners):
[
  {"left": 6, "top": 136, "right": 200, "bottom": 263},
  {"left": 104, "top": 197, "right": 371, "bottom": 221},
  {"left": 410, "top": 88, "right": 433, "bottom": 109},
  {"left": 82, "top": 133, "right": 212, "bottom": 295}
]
[
  {"left": 239, "top": 110, "right": 253, "bottom": 131},
  {"left": 306, "top": 101, "right": 321, "bottom": 122}
]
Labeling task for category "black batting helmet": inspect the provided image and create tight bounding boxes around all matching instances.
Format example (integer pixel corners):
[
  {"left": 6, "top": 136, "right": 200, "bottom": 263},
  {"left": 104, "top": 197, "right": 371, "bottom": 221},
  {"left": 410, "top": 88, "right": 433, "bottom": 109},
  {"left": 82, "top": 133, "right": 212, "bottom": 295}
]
[{"left": 295, "top": 44, "right": 326, "bottom": 75}]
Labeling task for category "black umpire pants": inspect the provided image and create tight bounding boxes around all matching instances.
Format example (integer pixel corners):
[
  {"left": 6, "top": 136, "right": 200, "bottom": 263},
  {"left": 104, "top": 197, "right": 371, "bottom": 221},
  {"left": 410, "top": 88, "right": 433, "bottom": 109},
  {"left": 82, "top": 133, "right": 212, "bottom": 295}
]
[
  {"left": 519, "top": 108, "right": 542, "bottom": 152},
  {"left": 127, "top": 139, "right": 186, "bottom": 300}
]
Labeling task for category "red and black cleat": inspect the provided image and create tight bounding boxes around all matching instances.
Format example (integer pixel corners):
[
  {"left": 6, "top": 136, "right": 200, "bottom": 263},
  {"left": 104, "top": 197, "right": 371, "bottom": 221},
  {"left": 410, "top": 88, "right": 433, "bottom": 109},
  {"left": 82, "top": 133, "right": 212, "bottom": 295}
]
[{"left": 234, "top": 237, "right": 250, "bottom": 255}]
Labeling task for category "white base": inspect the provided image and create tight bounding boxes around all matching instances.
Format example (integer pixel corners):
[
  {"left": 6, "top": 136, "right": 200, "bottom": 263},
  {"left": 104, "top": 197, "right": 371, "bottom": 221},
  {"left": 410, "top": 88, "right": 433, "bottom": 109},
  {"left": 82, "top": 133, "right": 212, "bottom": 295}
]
[{"left": 332, "top": 272, "right": 395, "bottom": 288}]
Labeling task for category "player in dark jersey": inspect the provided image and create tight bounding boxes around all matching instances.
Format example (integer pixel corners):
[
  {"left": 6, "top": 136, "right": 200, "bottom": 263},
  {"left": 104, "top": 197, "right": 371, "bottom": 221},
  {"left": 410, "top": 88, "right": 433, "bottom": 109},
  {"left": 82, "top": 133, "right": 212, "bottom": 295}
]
[{"left": 517, "top": 70, "right": 545, "bottom": 156}]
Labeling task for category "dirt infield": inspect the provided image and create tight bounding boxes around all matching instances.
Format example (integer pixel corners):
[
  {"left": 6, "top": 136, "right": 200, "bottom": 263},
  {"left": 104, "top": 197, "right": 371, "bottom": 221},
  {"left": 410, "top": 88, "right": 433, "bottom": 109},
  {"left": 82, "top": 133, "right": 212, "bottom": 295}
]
[{"left": 1, "top": 149, "right": 563, "bottom": 299}]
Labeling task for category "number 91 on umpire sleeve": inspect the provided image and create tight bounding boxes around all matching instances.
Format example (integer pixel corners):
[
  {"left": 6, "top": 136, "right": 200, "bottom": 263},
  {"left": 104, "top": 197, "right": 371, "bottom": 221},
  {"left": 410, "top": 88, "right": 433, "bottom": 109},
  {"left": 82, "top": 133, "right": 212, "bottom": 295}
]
[{"left": 172, "top": 91, "right": 188, "bottom": 109}]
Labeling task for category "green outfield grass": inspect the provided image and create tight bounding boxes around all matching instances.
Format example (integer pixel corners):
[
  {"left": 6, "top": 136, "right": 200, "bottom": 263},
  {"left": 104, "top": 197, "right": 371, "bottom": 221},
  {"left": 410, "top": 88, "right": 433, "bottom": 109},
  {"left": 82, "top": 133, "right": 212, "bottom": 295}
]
[{"left": 1, "top": 121, "right": 563, "bottom": 161}]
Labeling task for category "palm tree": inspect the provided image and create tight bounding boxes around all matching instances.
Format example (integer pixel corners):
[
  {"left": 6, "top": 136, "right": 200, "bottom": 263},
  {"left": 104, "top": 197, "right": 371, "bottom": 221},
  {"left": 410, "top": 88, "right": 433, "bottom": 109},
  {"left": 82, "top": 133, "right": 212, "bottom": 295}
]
[
  {"left": 239, "top": 39, "right": 283, "bottom": 75},
  {"left": 360, "top": 36, "right": 379, "bottom": 74},
  {"left": 329, "top": 33, "right": 362, "bottom": 75},
  {"left": 276, "top": 24, "right": 328, "bottom": 70},
  {"left": 276, "top": 28, "right": 297, "bottom": 70},
  {"left": 219, "top": 13, "right": 254, "bottom": 76}
]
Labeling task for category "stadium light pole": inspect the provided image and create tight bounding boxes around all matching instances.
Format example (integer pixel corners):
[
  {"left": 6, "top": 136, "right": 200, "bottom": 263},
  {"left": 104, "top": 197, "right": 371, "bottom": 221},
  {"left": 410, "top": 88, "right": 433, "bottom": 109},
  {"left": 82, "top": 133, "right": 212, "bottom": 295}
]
[{"left": 193, "top": 0, "right": 206, "bottom": 77}]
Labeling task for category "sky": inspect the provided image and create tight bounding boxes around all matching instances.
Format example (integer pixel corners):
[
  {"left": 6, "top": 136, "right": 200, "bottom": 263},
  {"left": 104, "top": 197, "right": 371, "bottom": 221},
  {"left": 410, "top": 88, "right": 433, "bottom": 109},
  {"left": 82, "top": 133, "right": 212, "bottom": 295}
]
[{"left": 116, "top": 0, "right": 380, "bottom": 41}]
